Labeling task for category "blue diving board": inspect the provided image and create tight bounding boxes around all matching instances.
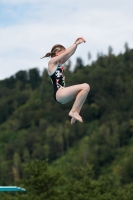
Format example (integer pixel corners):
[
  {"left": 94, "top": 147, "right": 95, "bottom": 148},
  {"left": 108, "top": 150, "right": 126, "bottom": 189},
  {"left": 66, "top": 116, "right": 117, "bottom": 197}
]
[{"left": 0, "top": 186, "right": 26, "bottom": 192}]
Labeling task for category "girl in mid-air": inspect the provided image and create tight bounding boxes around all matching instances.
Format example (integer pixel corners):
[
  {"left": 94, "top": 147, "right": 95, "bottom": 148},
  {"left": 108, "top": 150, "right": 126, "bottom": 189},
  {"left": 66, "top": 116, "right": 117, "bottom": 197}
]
[{"left": 41, "top": 37, "right": 90, "bottom": 124}]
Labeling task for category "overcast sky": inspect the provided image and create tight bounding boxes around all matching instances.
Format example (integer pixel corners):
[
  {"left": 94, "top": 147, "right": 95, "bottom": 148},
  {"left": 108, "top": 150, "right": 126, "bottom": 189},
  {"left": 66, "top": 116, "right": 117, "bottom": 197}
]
[{"left": 0, "top": 0, "right": 133, "bottom": 80}]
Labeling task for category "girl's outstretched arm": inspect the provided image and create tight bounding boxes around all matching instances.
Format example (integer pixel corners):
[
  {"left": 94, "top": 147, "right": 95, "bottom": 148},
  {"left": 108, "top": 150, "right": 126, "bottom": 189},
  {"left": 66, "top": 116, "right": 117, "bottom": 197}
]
[{"left": 49, "top": 37, "right": 86, "bottom": 64}]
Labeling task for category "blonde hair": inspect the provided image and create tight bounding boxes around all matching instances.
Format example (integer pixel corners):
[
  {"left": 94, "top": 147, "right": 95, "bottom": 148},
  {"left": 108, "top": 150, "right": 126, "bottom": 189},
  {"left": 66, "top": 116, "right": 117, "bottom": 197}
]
[{"left": 41, "top": 44, "right": 66, "bottom": 59}]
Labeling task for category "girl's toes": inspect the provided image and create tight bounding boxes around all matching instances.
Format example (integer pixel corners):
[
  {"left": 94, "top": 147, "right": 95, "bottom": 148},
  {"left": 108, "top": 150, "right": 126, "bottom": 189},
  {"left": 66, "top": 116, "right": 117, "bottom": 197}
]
[{"left": 71, "top": 117, "right": 76, "bottom": 124}]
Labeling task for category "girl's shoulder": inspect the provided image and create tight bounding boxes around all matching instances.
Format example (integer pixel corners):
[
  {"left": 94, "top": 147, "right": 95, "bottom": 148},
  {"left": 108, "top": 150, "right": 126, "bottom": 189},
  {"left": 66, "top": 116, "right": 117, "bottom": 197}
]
[{"left": 48, "top": 60, "right": 58, "bottom": 75}]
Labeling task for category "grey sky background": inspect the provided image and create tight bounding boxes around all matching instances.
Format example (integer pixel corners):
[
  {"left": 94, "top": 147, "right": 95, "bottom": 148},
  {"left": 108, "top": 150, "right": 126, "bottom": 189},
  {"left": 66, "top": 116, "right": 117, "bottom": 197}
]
[{"left": 0, "top": 0, "right": 133, "bottom": 79}]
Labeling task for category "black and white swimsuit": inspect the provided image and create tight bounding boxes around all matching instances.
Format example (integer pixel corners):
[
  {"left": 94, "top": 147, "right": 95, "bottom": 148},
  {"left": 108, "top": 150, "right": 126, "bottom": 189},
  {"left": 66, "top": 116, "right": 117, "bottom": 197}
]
[{"left": 48, "top": 64, "right": 65, "bottom": 103}]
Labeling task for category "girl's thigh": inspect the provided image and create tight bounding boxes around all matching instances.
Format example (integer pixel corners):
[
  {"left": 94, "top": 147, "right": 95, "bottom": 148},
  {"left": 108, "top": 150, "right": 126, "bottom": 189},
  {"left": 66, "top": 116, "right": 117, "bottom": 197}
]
[{"left": 56, "top": 84, "right": 86, "bottom": 104}]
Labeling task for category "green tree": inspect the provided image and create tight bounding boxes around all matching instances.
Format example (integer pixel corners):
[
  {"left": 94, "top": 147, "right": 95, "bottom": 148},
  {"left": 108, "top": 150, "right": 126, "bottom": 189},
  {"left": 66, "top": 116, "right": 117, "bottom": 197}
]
[
  {"left": 20, "top": 160, "right": 65, "bottom": 200},
  {"left": 29, "top": 68, "right": 41, "bottom": 89}
]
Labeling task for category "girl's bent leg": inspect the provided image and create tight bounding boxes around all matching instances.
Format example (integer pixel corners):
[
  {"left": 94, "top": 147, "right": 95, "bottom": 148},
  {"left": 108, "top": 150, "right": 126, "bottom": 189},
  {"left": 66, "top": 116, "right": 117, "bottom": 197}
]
[
  {"left": 56, "top": 83, "right": 90, "bottom": 123},
  {"left": 69, "top": 85, "right": 89, "bottom": 122}
]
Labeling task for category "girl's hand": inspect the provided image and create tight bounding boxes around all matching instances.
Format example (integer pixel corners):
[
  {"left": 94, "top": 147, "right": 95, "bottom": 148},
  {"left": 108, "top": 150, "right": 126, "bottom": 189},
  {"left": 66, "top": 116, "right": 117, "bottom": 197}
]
[{"left": 74, "top": 37, "right": 86, "bottom": 45}]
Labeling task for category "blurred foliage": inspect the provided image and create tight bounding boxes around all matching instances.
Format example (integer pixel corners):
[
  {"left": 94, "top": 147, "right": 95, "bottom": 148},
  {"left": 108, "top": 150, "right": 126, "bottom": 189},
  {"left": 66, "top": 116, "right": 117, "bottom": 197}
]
[{"left": 1, "top": 160, "right": 133, "bottom": 200}]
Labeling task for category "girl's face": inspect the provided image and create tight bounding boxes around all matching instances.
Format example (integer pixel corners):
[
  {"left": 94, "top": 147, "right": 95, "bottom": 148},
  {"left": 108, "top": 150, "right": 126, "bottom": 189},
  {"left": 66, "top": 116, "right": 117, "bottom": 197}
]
[{"left": 55, "top": 49, "right": 65, "bottom": 56}]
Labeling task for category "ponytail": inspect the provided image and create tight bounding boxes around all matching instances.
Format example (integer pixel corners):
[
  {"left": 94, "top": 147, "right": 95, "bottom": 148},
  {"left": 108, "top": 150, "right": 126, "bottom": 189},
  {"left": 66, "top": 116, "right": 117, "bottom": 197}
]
[
  {"left": 41, "top": 44, "right": 66, "bottom": 59},
  {"left": 40, "top": 52, "right": 51, "bottom": 59}
]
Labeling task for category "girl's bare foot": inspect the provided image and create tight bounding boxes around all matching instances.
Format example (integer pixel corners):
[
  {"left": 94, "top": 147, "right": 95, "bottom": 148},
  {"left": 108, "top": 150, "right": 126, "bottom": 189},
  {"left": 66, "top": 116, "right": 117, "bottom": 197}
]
[
  {"left": 69, "top": 110, "right": 83, "bottom": 123},
  {"left": 71, "top": 117, "right": 76, "bottom": 124}
]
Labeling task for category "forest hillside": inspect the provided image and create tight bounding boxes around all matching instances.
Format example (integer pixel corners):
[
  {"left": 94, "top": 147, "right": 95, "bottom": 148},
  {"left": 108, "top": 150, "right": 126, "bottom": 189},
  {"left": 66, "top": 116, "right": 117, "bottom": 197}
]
[{"left": 0, "top": 44, "right": 133, "bottom": 199}]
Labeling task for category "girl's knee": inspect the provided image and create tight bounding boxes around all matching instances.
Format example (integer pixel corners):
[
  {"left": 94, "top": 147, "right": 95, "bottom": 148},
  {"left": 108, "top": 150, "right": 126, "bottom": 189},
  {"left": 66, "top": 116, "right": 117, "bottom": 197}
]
[{"left": 83, "top": 83, "right": 90, "bottom": 92}]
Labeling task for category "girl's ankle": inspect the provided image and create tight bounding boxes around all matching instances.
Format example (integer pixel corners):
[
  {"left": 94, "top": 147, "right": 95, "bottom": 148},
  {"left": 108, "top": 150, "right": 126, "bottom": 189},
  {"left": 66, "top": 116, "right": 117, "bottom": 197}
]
[{"left": 70, "top": 109, "right": 77, "bottom": 113}]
